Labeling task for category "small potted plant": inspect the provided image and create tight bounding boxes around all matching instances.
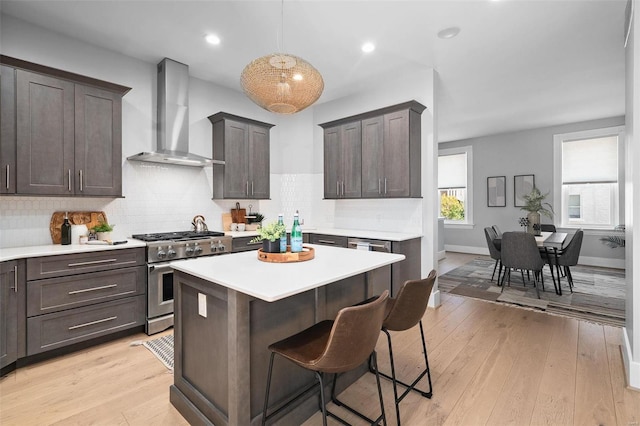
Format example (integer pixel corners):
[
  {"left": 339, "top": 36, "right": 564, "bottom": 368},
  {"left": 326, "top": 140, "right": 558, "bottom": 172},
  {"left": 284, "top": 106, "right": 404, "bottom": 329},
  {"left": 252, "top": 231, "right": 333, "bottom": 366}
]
[
  {"left": 245, "top": 213, "right": 265, "bottom": 231},
  {"left": 92, "top": 220, "right": 115, "bottom": 241},
  {"left": 520, "top": 186, "right": 553, "bottom": 235},
  {"left": 250, "top": 220, "right": 286, "bottom": 253}
]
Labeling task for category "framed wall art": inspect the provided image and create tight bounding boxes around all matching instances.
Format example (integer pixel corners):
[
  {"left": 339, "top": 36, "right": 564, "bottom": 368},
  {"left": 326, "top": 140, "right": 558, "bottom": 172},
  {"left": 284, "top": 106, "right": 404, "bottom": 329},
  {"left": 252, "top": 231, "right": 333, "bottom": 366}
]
[
  {"left": 514, "top": 174, "right": 535, "bottom": 207},
  {"left": 487, "top": 176, "right": 506, "bottom": 207}
]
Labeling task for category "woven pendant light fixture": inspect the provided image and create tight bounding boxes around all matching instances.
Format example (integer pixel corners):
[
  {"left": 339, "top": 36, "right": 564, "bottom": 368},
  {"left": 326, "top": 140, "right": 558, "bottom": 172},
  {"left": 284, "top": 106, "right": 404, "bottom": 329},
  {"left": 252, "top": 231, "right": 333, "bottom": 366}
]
[{"left": 240, "top": 1, "right": 323, "bottom": 114}]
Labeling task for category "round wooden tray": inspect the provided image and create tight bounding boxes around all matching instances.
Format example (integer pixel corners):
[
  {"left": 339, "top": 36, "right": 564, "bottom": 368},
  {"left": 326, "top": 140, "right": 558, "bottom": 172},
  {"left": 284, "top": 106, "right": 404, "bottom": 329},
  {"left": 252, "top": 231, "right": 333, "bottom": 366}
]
[{"left": 257, "top": 246, "right": 315, "bottom": 263}]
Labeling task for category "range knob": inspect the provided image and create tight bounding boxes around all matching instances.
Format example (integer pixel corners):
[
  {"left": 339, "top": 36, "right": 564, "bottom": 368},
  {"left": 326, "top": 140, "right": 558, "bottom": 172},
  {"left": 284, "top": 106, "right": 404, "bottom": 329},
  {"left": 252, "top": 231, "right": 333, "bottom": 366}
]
[
  {"left": 210, "top": 242, "right": 218, "bottom": 252},
  {"left": 194, "top": 243, "right": 203, "bottom": 255},
  {"left": 217, "top": 241, "right": 226, "bottom": 252},
  {"left": 167, "top": 245, "right": 177, "bottom": 259},
  {"left": 157, "top": 247, "right": 167, "bottom": 259},
  {"left": 185, "top": 244, "right": 195, "bottom": 256}
]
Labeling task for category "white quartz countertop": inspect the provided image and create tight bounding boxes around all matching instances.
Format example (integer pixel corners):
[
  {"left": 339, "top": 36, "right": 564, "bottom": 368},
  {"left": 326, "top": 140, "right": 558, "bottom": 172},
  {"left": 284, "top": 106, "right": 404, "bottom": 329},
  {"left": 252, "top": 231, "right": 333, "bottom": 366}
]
[
  {"left": 170, "top": 244, "right": 405, "bottom": 302},
  {"left": 225, "top": 227, "right": 421, "bottom": 242},
  {"left": 0, "top": 239, "right": 147, "bottom": 262}
]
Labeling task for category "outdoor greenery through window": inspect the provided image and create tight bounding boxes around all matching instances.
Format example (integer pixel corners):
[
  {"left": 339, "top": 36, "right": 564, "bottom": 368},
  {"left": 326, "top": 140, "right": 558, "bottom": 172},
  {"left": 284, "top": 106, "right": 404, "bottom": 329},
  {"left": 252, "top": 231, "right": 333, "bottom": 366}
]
[
  {"left": 553, "top": 126, "right": 624, "bottom": 229},
  {"left": 438, "top": 146, "right": 473, "bottom": 225}
]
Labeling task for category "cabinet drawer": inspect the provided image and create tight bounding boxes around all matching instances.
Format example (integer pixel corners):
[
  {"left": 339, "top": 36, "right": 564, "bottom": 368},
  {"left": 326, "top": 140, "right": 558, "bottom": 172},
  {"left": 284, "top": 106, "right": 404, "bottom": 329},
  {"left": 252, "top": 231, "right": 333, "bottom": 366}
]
[
  {"left": 27, "top": 248, "right": 145, "bottom": 280},
  {"left": 27, "top": 295, "right": 145, "bottom": 355},
  {"left": 308, "top": 234, "right": 348, "bottom": 248},
  {"left": 232, "top": 236, "right": 263, "bottom": 252},
  {"left": 27, "top": 265, "right": 146, "bottom": 317}
]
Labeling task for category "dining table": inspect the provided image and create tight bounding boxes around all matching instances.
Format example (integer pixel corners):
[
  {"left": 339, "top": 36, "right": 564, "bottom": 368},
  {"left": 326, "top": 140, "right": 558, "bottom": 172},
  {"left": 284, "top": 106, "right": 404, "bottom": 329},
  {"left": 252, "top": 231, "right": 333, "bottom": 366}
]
[{"left": 493, "top": 231, "right": 569, "bottom": 295}]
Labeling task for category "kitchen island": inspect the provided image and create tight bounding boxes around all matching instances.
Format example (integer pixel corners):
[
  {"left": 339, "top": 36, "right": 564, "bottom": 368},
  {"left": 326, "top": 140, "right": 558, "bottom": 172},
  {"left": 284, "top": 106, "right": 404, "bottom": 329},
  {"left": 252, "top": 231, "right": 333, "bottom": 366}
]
[{"left": 169, "top": 244, "right": 405, "bottom": 426}]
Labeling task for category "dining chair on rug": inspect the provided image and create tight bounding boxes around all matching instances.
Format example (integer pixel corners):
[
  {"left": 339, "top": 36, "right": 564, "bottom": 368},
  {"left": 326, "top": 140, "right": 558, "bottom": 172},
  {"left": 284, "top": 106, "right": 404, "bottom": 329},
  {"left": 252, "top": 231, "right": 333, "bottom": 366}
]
[
  {"left": 540, "top": 224, "right": 557, "bottom": 232},
  {"left": 261, "top": 291, "right": 389, "bottom": 426},
  {"left": 545, "top": 229, "right": 583, "bottom": 293},
  {"left": 500, "top": 232, "right": 545, "bottom": 299},
  {"left": 369, "top": 270, "right": 437, "bottom": 426},
  {"left": 484, "top": 227, "right": 502, "bottom": 282}
]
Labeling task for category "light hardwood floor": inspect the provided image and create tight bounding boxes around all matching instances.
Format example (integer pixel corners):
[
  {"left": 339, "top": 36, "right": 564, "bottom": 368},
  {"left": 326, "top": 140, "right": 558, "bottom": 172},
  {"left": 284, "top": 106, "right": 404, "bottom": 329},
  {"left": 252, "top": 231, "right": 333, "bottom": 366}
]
[{"left": 1, "top": 252, "right": 639, "bottom": 425}]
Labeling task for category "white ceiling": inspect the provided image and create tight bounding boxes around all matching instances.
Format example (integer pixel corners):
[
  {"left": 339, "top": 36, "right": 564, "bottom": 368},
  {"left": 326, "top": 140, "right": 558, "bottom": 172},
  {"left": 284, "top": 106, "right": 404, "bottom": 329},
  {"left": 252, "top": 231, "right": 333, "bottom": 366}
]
[{"left": 0, "top": 0, "right": 627, "bottom": 142}]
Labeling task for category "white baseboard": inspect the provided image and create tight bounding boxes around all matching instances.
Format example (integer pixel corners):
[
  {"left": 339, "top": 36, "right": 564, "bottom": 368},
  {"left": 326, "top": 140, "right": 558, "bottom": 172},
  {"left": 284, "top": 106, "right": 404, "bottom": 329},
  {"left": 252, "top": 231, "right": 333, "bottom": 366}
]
[
  {"left": 444, "top": 244, "right": 488, "bottom": 255},
  {"left": 622, "top": 327, "right": 640, "bottom": 390},
  {"left": 437, "top": 250, "right": 446, "bottom": 260},
  {"left": 443, "top": 246, "right": 624, "bottom": 269},
  {"left": 428, "top": 289, "right": 441, "bottom": 308}
]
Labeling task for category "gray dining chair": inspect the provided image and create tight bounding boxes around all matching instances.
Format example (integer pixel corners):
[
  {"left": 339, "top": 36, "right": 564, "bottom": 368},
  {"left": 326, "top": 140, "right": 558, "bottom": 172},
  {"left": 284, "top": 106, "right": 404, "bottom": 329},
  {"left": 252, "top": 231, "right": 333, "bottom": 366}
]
[
  {"left": 500, "top": 232, "right": 545, "bottom": 299},
  {"left": 492, "top": 225, "right": 503, "bottom": 238},
  {"left": 484, "top": 227, "right": 502, "bottom": 282},
  {"left": 546, "top": 229, "right": 584, "bottom": 292},
  {"left": 540, "top": 224, "right": 557, "bottom": 232}
]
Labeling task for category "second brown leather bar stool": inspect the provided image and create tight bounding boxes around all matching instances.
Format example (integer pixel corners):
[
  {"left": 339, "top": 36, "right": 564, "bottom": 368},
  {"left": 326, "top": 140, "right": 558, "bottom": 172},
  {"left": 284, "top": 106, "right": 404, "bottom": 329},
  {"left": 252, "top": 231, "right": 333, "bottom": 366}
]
[
  {"left": 261, "top": 291, "right": 390, "bottom": 426},
  {"left": 372, "top": 270, "right": 437, "bottom": 425}
]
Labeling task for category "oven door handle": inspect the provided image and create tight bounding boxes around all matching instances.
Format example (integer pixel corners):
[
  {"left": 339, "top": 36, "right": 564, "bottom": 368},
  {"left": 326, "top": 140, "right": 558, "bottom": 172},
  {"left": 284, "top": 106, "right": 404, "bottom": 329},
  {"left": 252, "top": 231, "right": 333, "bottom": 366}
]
[{"left": 149, "top": 263, "right": 174, "bottom": 272}]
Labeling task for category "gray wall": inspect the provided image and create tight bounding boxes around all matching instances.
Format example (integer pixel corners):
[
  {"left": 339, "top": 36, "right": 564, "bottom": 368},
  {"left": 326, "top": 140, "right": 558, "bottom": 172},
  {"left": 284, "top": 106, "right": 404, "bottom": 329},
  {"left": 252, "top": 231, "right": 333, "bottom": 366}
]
[{"left": 440, "top": 116, "right": 626, "bottom": 268}]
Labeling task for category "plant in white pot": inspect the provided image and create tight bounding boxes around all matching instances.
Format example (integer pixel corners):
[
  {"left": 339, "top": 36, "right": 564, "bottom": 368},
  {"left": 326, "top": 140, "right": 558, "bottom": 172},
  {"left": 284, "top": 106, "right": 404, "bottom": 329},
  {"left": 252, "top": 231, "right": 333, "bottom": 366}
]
[
  {"left": 520, "top": 187, "right": 553, "bottom": 235},
  {"left": 92, "top": 221, "right": 115, "bottom": 241},
  {"left": 250, "top": 220, "right": 286, "bottom": 253}
]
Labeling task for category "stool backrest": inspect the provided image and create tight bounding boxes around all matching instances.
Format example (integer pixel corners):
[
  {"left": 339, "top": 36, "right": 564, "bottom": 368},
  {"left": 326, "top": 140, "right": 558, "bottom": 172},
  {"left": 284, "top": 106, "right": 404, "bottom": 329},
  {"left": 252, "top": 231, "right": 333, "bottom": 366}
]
[
  {"left": 314, "top": 291, "right": 389, "bottom": 373},
  {"left": 383, "top": 270, "right": 436, "bottom": 332}
]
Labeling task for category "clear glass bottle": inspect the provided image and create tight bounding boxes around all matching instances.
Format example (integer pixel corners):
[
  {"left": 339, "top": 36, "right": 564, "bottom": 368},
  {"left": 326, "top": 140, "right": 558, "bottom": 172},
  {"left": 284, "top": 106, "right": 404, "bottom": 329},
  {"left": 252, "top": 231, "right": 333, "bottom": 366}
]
[
  {"left": 290, "top": 212, "right": 303, "bottom": 253},
  {"left": 61, "top": 212, "right": 71, "bottom": 245},
  {"left": 278, "top": 213, "right": 287, "bottom": 253}
]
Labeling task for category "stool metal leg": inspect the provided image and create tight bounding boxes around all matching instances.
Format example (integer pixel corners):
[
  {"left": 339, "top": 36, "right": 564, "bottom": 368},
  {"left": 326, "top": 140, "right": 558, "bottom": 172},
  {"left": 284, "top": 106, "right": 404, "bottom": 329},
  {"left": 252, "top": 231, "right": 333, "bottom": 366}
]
[{"left": 261, "top": 352, "right": 276, "bottom": 426}]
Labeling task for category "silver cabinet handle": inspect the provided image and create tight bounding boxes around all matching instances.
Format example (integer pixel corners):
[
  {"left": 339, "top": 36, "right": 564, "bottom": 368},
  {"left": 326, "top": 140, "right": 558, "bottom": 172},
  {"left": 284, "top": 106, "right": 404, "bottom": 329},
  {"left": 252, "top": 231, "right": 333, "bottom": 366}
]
[
  {"left": 318, "top": 239, "right": 337, "bottom": 245},
  {"left": 68, "top": 316, "right": 117, "bottom": 330},
  {"left": 68, "top": 283, "right": 117, "bottom": 295},
  {"left": 347, "top": 242, "right": 389, "bottom": 249},
  {"left": 336, "top": 181, "right": 339, "bottom": 196},
  {"left": 246, "top": 181, "right": 249, "bottom": 196},
  {"left": 5, "top": 164, "right": 9, "bottom": 190},
  {"left": 67, "top": 258, "right": 119, "bottom": 267},
  {"left": 13, "top": 265, "right": 17, "bottom": 293},
  {"left": 79, "top": 169, "right": 83, "bottom": 192},
  {"left": 251, "top": 181, "right": 254, "bottom": 196},
  {"left": 384, "top": 178, "right": 387, "bottom": 194},
  {"left": 378, "top": 178, "right": 381, "bottom": 194},
  {"left": 68, "top": 169, "right": 72, "bottom": 192},
  {"left": 342, "top": 181, "right": 345, "bottom": 196}
]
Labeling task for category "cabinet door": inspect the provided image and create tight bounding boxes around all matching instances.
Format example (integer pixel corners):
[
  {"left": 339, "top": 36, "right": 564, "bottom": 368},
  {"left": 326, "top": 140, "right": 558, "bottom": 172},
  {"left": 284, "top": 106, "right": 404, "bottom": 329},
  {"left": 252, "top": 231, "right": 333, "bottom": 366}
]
[
  {"left": 16, "top": 70, "right": 75, "bottom": 195},
  {"left": 323, "top": 126, "right": 341, "bottom": 198},
  {"left": 361, "top": 116, "right": 384, "bottom": 197},
  {"left": 248, "top": 124, "right": 270, "bottom": 199},
  {"left": 1, "top": 261, "right": 19, "bottom": 369},
  {"left": 1, "top": 65, "right": 16, "bottom": 194},
  {"left": 341, "top": 122, "right": 362, "bottom": 198},
  {"left": 383, "top": 110, "right": 410, "bottom": 197},
  {"left": 75, "top": 84, "right": 122, "bottom": 196},
  {"left": 223, "top": 119, "right": 250, "bottom": 199}
]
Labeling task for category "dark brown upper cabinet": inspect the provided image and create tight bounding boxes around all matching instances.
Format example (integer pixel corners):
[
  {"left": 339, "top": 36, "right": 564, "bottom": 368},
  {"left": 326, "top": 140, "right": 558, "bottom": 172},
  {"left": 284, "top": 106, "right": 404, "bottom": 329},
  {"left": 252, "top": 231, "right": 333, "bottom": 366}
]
[
  {"left": 320, "top": 100, "right": 426, "bottom": 199},
  {"left": 1, "top": 56, "right": 130, "bottom": 197},
  {"left": 209, "top": 112, "right": 274, "bottom": 200}
]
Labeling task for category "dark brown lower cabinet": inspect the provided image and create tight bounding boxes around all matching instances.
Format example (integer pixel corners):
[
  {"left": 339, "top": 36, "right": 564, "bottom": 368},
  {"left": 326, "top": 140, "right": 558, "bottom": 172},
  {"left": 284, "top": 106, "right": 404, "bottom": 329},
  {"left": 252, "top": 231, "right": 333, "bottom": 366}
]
[{"left": 0, "top": 260, "right": 26, "bottom": 371}]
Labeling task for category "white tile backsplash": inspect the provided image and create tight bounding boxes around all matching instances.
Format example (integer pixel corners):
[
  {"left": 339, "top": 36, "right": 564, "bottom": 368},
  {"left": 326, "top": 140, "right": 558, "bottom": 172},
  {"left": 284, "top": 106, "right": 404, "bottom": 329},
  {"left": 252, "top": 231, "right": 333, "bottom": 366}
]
[{"left": 1, "top": 168, "right": 422, "bottom": 248}]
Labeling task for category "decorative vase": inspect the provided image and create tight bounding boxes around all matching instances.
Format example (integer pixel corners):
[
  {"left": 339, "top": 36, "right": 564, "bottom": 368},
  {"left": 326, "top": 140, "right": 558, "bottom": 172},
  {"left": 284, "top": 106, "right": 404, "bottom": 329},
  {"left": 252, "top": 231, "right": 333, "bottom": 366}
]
[
  {"left": 527, "top": 212, "right": 541, "bottom": 236},
  {"left": 262, "top": 239, "right": 281, "bottom": 253}
]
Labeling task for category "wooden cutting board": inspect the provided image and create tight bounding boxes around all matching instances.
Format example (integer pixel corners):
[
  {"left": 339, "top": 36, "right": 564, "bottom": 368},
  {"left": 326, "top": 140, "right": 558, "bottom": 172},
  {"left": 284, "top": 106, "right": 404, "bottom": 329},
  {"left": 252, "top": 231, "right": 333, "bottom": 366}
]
[
  {"left": 222, "top": 213, "right": 233, "bottom": 231},
  {"left": 231, "top": 203, "right": 247, "bottom": 224},
  {"left": 50, "top": 211, "right": 108, "bottom": 244}
]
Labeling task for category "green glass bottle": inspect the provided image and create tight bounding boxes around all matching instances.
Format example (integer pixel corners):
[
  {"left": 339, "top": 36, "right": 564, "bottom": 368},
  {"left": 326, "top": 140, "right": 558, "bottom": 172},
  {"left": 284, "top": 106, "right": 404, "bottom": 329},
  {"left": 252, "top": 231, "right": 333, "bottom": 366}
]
[{"left": 290, "top": 212, "right": 303, "bottom": 253}]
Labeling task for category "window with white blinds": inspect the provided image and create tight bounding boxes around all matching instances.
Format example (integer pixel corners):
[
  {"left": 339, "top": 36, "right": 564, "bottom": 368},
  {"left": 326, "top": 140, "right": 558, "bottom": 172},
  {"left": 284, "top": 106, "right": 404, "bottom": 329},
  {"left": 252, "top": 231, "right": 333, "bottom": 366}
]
[
  {"left": 553, "top": 126, "right": 624, "bottom": 229},
  {"left": 438, "top": 146, "right": 473, "bottom": 225}
]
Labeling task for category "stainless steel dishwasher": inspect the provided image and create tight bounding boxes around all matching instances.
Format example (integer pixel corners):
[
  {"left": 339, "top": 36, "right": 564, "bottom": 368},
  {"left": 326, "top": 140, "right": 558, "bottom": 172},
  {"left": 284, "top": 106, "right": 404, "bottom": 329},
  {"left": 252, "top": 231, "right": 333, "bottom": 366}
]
[{"left": 347, "top": 237, "right": 392, "bottom": 252}]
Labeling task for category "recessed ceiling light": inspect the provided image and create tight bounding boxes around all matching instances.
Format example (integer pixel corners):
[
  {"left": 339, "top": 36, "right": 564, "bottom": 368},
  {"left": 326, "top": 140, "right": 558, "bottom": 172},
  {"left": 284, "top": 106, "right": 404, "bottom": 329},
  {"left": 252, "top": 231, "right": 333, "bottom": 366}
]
[
  {"left": 437, "top": 27, "right": 461, "bottom": 39},
  {"left": 205, "top": 34, "right": 221, "bottom": 45},
  {"left": 361, "top": 42, "right": 375, "bottom": 53}
]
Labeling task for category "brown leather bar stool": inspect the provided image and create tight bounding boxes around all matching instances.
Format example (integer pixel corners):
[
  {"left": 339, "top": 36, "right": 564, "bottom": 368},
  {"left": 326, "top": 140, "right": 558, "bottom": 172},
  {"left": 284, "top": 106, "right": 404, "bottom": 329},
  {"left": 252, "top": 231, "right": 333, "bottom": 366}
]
[
  {"left": 371, "top": 270, "right": 437, "bottom": 426},
  {"left": 261, "top": 291, "right": 390, "bottom": 426}
]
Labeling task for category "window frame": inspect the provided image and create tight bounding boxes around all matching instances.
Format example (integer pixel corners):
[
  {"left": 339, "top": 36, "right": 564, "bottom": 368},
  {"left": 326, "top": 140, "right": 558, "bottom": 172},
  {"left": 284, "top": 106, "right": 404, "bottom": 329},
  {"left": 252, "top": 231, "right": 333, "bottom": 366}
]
[
  {"left": 438, "top": 146, "right": 473, "bottom": 228},
  {"left": 553, "top": 126, "right": 625, "bottom": 230}
]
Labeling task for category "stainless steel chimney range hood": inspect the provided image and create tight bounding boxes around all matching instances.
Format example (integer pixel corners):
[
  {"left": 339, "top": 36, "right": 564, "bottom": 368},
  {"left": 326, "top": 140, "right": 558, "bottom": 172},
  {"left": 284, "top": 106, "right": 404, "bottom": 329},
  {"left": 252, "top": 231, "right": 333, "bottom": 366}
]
[{"left": 128, "top": 58, "right": 223, "bottom": 167}]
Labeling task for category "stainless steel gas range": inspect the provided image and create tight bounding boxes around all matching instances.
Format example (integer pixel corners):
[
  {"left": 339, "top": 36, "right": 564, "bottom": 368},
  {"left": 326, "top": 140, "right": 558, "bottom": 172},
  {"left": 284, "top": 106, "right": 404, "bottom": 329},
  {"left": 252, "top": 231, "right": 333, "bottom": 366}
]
[{"left": 131, "top": 231, "right": 232, "bottom": 335}]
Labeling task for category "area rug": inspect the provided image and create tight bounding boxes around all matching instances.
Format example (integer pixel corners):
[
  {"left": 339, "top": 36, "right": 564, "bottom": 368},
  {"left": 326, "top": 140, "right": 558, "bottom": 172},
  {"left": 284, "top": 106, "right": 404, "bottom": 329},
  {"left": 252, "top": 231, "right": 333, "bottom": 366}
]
[
  {"left": 142, "top": 334, "right": 174, "bottom": 371},
  {"left": 439, "top": 256, "right": 626, "bottom": 327}
]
